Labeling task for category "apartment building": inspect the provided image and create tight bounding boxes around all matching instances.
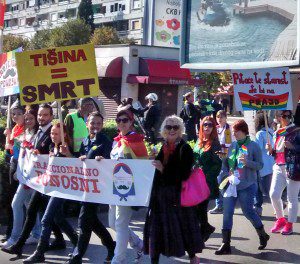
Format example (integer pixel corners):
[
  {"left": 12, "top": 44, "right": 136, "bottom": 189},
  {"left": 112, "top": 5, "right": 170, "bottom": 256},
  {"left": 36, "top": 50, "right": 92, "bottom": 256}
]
[{"left": 3, "top": 0, "right": 144, "bottom": 43}]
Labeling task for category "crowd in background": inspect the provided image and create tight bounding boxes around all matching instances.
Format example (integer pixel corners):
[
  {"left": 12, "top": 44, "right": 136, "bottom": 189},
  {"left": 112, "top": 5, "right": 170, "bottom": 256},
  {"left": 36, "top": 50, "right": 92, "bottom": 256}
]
[{"left": 0, "top": 92, "right": 299, "bottom": 264}]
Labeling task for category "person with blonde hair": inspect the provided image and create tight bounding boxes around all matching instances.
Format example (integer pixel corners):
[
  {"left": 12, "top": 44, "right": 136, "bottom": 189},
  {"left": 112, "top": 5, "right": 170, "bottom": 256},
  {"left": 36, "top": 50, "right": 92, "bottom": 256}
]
[{"left": 144, "top": 115, "right": 203, "bottom": 264}]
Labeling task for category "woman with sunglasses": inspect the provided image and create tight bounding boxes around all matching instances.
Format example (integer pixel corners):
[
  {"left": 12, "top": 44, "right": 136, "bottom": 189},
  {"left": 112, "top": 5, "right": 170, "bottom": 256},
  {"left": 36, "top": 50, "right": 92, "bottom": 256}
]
[
  {"left": 144, "top": 115, "right": 203, "bottom": 264},
  {"left": 193, "top": 116, "right": 222, "bottom": 242},
  {"left": 108, "top": 109, "right": 148, "bottom": 264},
  {"left": 267, "top": 110, "right": 300, "bottom": 235},
  {"left": 216, "top": 120, "right": 268, "bottom": 255}
]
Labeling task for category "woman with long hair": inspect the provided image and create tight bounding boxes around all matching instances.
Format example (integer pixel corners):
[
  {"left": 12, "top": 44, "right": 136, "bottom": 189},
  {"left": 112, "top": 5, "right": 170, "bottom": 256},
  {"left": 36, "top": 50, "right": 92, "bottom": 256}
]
[
  {"left": 267, "top": 110, "right": 300, "bottom": 235},
  {"left": 108, "top": 109, "right": 148, "bottom": 264},
  {"left": 215, "top": 120, "right": 269, "bottom": 255},
  {"left": 193, "top": 116, "right": 222, "bottom": 242},
  {"left": 0, "top": 108, "right": 41, "bottom": 249},
  {"left": 144, "top": 115, "right": 203, "bottom": 264},
  {"left": 23, "top": 123, "right": 78, "bottom": 263},
  {"left": 253, "top": 113, "right": 275, "bottom": 216}
]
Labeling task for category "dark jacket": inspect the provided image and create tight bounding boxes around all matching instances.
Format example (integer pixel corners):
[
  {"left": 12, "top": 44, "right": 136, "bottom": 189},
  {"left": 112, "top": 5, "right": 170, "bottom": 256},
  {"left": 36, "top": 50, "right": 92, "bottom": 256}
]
[
  {"left": 285, "top": 126, "right": 300, "bottom": 181},
  {"left": 144, "top": 103, "right": 161, "bottom": 131},
  {"left": 149, "top": 139, "right": 194, "bottom": 208},
  {"left": 79, "top": 131, "right": 112, "bottom": 159},
  {"left": 181, "top": 102, "right": 199, "bottom": 127},
  {"left": 34, "top": 126, "right": 52, "bottom": 154}
]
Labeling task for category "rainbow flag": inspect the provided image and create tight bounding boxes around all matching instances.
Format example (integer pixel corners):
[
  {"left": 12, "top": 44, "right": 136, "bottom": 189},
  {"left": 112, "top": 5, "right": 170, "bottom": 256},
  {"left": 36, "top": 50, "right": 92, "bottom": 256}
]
[
  {"left": 238, "top": 92, "right": 289, "bottom": 110},
  {"left": 277, "top": 128, "right": 287, "bottom": 136},
  {"left": 241, "top": 145, "right": 248, "bottom": 155}
]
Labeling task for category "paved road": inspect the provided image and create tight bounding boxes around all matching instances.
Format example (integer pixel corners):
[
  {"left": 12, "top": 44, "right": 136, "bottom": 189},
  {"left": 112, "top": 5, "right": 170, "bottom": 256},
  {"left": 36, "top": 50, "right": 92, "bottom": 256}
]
[{"left": 0, "top": 200, "right": 299, "bottom": 264}]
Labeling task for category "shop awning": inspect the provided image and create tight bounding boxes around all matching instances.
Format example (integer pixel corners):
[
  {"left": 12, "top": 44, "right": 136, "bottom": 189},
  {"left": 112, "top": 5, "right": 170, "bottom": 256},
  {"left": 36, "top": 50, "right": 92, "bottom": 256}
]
[
  {"left": 127, "top": 58, "right": 205, "bottom": 86},
  {"left": 97, "top": 56, "right": 123, "bottom": 78}
]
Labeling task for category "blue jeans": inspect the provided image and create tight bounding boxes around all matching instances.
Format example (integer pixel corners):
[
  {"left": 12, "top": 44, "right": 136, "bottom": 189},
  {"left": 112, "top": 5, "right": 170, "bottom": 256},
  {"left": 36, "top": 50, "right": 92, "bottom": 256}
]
[
  {"left": 40, "top": 197, "right": 76, "bottom": 245},
  {"left": 10, "top": 184, "right": 41, "bottom": 241},
  {"left": 254, "top": 174, "right": 272, "bottom": 208},
  {"left": 223, "top": 183, "right": 263, "bottom": 230}
]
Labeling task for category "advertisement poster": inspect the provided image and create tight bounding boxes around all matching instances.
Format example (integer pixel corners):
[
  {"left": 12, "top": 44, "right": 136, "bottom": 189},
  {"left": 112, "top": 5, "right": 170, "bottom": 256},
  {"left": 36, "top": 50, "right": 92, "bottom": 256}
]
[
  {"left": 181, "top": 0, "right": 299, "bottom": 69},
  {"left": 0, "top": 0, "right": 5, "bottom": 30},
  {"left": 17, "top": 150, "right": 155, "bottom": 206},
  {"left": 0, "top": 47, "right": 22, "bottom": 97},
  {"left": 16, "top": 43, "right": 99, "bottom": 105},
  {"left": 144, "top": 0, "right": 181, "bottom": 47},
  {"left": 232, "top": 67, "right": 293, "bottom": 111}
]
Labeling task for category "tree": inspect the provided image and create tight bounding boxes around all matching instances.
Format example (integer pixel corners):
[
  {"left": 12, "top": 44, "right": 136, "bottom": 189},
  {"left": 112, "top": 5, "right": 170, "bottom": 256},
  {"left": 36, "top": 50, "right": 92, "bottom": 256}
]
[
  {"left": 198, "top": 71, "right": 231, "bottom": 93},
  {"left": 47, "top": 19, "right": 91, "bottom": 47},
  {"left": 2, "top": 34, "right": 30, "bottom": 52},
  {"left": 29, "top": 29, "right": 51, "bottom": 50},
  {"left": 78, "top": 0, "right": 95, "bottom": 32},
  {"left": 90, "top": 26, "right": 121, "bottom": 45}
]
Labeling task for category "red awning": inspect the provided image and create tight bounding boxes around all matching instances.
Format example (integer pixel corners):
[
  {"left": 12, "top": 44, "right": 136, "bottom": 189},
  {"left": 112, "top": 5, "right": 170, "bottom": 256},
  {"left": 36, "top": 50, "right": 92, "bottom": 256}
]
[
  {"left": 105, "top": 57, "right": 123, "bottom": 78},
  {"left": 126, "top": 58, "right": 205, "bottom": 86}
]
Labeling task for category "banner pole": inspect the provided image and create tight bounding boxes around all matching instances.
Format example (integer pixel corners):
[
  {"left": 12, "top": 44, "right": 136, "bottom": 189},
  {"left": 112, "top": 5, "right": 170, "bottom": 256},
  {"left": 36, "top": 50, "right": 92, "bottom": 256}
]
[
  {"left": 263, "top": 110, "right": 270, "bottom": 145},
  {"left": 57, "top": 101, "right": 65, "bottom": 146}
]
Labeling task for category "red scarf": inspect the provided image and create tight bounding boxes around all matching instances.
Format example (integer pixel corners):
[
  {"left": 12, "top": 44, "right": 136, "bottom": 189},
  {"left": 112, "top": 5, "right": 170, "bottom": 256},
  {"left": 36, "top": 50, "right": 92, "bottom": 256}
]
[{"left": 162, "top": 142, "right": 176, "bottom": 165}]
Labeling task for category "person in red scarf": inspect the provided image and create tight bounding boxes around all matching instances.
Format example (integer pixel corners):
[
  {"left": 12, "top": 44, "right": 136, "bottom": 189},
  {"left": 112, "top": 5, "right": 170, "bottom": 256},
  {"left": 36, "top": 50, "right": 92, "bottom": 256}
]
[
  {"left": 144, "top": 115, "right": 203, "bottom": 264},
  {"left": 2, "top": 99, "right": 25, "bottom": 243},
  {"left": 106, "top": 109, "right": 148, "bottom": 264}
]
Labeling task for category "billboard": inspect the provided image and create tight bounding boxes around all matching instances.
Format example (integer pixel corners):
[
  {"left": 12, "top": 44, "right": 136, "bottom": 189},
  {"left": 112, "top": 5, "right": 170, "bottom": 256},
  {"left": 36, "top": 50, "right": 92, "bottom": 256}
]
[
  {"left": 144, "top": 0, "right": 181, "bottom": 48},
  {"left": 180, "top": 0, "right": 300, "bottom": 70},
  {"left": 0, "top": 0, "right": 5, "bottom": 30}
]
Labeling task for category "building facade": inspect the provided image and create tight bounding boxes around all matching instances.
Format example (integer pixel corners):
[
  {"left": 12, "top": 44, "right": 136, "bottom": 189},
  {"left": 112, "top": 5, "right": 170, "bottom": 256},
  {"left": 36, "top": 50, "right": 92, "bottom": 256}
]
[{"left": 3, "top": 0, "right": 144, "bottom": 43}]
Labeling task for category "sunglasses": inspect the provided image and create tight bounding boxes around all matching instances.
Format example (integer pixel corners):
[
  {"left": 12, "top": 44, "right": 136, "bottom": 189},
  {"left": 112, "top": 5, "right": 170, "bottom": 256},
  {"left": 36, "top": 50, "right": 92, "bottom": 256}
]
[
  {"left": 115, "top": 117, "right": 130, "bottom": 124},
  {"left": 165, "top": 125, "right": 180, "bottom": 131},
  {"left": 203, "top": 122, "right": 213, "bottom": 128},
  {"left": 281, "top": 114, "right": 292, "bottom": 119}
]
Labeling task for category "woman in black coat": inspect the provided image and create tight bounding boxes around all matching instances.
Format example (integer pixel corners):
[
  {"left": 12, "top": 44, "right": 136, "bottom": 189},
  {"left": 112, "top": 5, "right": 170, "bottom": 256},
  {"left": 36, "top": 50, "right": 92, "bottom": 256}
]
[{"left": 144, "top": 115, "right": 204, "bottom": 264}]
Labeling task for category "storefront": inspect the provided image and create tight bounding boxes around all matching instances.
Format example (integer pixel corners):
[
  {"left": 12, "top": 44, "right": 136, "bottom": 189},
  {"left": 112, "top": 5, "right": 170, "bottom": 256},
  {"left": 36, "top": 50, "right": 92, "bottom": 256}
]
[{"left": 95, "top": 44, "right": 204, "bottom": 120}]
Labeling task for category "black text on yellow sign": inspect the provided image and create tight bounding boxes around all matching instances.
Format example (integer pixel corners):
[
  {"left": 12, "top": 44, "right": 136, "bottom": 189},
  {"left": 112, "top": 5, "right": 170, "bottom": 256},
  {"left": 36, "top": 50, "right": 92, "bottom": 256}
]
[{"left": 16, "top": 43, "right": 100, "bottom": 105}]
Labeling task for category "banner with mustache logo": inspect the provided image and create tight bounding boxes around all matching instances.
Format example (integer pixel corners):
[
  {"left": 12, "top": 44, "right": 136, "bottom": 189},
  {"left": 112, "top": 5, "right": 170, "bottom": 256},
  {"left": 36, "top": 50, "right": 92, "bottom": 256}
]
[{"left": 17, "top": 149, "right": 155, "bottom": 206}]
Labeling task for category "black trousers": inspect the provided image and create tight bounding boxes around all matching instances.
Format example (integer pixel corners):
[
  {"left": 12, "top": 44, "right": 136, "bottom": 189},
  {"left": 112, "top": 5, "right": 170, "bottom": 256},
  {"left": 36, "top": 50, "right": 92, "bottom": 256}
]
[
  {"left": 196, "top": 199, "right": 210, "bottom": 228},
  {"left": 5, "top": 159, "right": 19, "bottom": 238},
  {"left": 15, "top": 190, "right": 64, "bottom": 248},
  {"left": 72, "top": 202, "right": 114, "bottom": 259}
]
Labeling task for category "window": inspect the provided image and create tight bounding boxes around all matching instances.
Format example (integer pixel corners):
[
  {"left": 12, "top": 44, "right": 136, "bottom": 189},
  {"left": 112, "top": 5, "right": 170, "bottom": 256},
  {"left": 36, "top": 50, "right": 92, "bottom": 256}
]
[
  {"left": 122, "top": 4, "right": 125, "bottom": 11},
  {"left": 110, "top": 5, "right": 113, "bottom": 12},
  {"left": 4, "top": 20, "right": 10, "bottom": 27},
  {"left": 26, "top": 17, "right": 35, "bottom": 26},
  {"left": 114, "top": 3, "right": 118, "bottom": 11},
  {"left": 51, "top": 13, "right": 57, "bottom": 21},
  {"left": 66, "top": 8, "right": 76, "bottom": 18},
  {"left": 29, "top": 0, "right": 35, "bottom": 7},
  {"left": 58, "top": 12, "right": 65, "bottom": 19},
  {"left": 132, "top": 0, "right": 140, "bottom": 9},
  {"left": 19, "top": 18, "right": 26, "bottom": 26},
  {"left": 12, "top": 5, "right": 19, "bottom": 12},
  {"left": 131, "top": 20, "right": 140, "bottom": 30},
  {"left": 93, "top": 4, "right": 103, "bottom": 14},
  {"left": 5, "top": 4, "right": 11, "bottom": 12}
]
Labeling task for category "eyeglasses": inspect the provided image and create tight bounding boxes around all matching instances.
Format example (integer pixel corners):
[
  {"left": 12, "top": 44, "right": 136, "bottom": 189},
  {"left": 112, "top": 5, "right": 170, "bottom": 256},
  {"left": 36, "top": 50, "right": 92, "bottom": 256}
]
[
  {"left": 165, "top": 125, "right": 180, "bottom": 131},
  {"left": 203, "top": 122, "right": 213, "bottom": 128},
  {"left": 281, "top": 114, "right": 292, "bottom": 119},
  {"left": 115, "top": 117, "right": 130, "bottom": 124}
]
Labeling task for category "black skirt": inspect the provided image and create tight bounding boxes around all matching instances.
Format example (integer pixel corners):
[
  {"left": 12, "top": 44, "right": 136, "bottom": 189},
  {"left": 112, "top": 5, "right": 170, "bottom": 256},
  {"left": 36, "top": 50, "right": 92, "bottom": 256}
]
[{"left": 143, "top": 185, "right": 204, "bottom": 258}]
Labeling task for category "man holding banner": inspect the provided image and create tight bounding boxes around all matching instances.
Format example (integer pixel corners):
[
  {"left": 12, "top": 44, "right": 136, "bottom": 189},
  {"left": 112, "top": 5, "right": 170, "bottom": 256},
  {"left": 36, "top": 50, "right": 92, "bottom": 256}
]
[{"left": 67, "top": 111, "right": 115, "bottom": 264}]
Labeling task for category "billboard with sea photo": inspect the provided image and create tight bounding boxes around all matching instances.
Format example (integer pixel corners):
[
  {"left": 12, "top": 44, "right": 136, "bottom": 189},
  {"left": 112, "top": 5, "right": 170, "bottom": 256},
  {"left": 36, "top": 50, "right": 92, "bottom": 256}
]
[{"left": 180, "top": 0, "right": 299, "bottom": 69}]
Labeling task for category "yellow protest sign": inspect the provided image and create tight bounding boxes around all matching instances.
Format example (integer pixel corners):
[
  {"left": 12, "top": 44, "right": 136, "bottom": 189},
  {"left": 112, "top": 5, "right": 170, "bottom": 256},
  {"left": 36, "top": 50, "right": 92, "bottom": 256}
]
[{"left": 16, "top": 44, "right": 99, "bottom": 105}]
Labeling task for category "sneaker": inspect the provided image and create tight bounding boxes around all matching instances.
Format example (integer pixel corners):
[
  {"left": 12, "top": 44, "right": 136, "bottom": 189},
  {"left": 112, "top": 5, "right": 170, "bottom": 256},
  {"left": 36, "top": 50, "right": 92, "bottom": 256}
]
[
  {"left": 209, "top": 206, "right": 223, "bottom": 214},
  {"left": 25, "top": 236, "right": 39, "bottom": 245},
  {"left": 271, "top": 217, "right": 287, "bottom": 233},
  {"left": 0, "top": 239, "right": 16, "bottom": 249},
  {"left": 134, "top": 249, "right": 143, "bottom": 263},
  {"left": 281, "top": 222, "right": 293, "bottom": 235}
]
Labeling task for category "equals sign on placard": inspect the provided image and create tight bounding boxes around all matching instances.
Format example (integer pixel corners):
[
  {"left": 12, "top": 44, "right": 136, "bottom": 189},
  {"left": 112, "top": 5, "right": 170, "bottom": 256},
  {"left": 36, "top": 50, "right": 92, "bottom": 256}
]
[{"left": 51, "top": 68, "right": 68, "bottom": 79}]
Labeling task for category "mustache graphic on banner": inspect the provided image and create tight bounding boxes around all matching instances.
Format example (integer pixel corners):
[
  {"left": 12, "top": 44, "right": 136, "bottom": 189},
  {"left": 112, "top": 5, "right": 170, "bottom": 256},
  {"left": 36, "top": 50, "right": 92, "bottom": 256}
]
[
  {"left": 3, "top": 68, "right": 17, "bottom": 79},
  {"left": 117, "top": 185, "right": 130, "bottom": 190}
]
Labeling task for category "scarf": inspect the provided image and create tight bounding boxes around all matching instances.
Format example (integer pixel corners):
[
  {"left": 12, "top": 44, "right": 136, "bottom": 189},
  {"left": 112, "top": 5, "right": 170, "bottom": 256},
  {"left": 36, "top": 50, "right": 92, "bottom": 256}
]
[
  {"left": 114, "top": 132, "right": 148, "bottom": 159},
  {"left": 228, "top": 136, "right": 251, "bottom": 171}
]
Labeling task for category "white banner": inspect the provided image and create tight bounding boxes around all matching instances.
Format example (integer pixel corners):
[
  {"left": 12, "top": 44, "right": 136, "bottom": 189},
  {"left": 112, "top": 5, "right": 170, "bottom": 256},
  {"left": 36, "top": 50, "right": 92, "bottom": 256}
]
[
  {"left": 232, "top": 67, "right": 293, "bottom": 111},
  {"left": 17, "top": 150, "right": 155, "bottom": 206}
]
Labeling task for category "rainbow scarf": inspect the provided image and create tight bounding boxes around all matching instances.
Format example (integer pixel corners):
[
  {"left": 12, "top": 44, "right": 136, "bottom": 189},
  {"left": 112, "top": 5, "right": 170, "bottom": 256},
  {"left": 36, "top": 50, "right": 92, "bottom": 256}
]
[
  {"left": 114, "top": 132, "right": 148, "bottom": 159},
  {"left": 277, "top": 128, "right": 287, "bottom": 137}
]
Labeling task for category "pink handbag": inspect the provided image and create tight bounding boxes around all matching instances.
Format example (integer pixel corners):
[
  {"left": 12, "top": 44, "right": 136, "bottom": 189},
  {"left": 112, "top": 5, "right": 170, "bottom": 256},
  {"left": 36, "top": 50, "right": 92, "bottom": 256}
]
[{"left": 181, "top": 168, "right": 210, "bottom": 207}]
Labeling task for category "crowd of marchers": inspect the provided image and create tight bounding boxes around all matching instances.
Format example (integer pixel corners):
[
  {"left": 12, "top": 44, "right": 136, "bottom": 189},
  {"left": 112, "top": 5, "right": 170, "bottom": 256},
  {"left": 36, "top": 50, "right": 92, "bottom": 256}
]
[{"left": 0, "top": 92, "right": 299, "bottom": 264}]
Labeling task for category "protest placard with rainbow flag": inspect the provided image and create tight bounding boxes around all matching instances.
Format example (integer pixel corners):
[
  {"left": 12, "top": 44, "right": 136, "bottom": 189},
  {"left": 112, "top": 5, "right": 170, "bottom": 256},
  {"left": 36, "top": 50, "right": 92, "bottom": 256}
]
[{"left": 232, "top": 67, "right": 293, "bottom": 111}]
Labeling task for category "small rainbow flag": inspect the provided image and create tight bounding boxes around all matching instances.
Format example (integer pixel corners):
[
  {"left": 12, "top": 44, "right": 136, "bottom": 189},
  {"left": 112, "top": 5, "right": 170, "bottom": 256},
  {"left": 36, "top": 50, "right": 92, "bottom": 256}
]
[
  {"left": 278, "top": 128, "right": 287, "bottom": 136},
  {"left": 241, "top": 145, "right": 248, "bottom": 154},
  {"left": 238, "top": 92, "right": 289, "bottom": 110}
]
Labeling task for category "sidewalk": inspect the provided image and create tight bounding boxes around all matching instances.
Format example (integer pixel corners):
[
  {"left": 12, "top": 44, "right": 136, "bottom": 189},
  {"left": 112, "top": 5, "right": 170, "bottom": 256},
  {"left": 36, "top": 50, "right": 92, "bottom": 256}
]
[{"left": 0, "top": 200, "right": 299, "bottom": 263}]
